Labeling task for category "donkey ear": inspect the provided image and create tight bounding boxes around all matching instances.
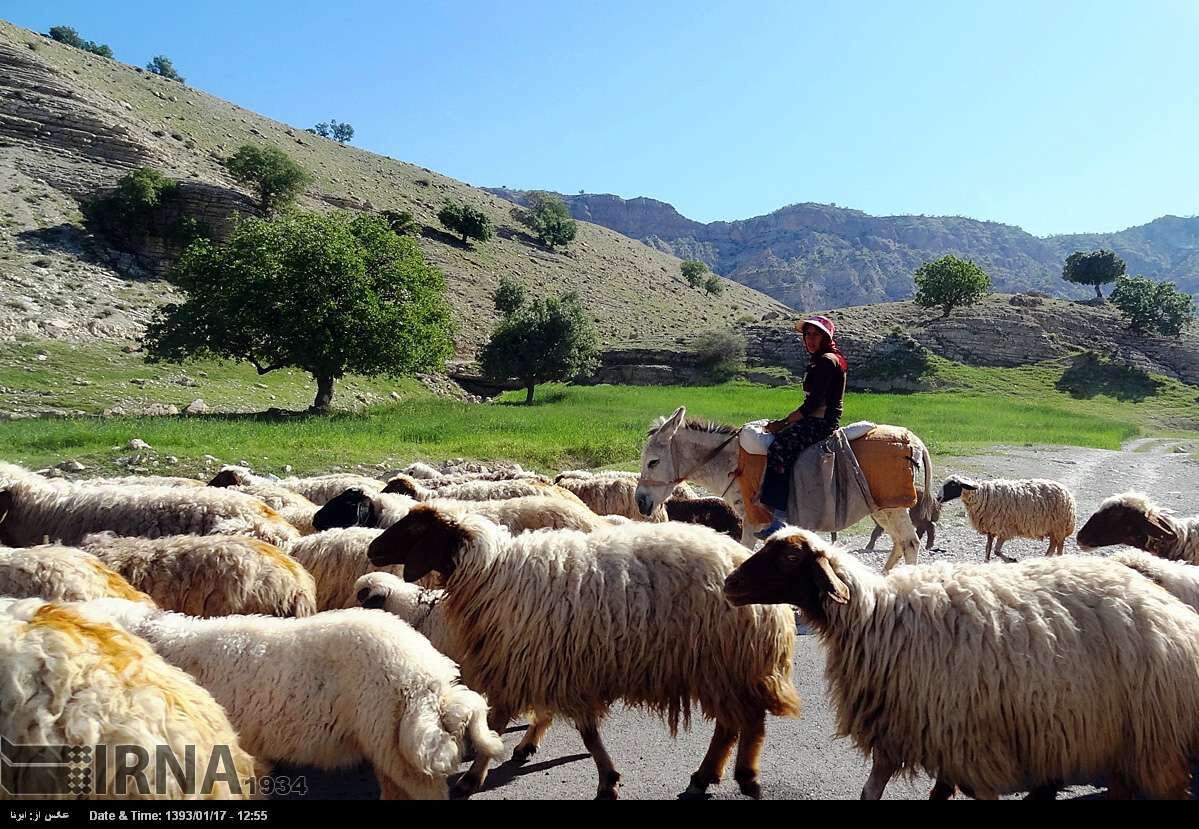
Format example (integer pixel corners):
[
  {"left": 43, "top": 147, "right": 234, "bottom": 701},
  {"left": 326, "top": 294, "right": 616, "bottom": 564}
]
[
  {"left": 815, "top": 555, "right": 850, "bottom": 605},
  {"left": 661, "top": 406, "right": 686, "bottom": 436}
]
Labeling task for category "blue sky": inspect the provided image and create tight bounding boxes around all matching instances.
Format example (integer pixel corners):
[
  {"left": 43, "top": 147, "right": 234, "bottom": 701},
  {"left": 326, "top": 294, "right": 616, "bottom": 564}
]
[{"left": 5, "top": 1, "right": 1197, "bottom": 235}]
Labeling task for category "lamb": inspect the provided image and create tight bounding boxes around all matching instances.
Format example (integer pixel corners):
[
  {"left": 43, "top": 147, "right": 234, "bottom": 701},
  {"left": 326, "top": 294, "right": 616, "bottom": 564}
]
[
  {"left": 0, "top": 463, "right": 299, "bottom": 547},
  {"left": 68, "top": 598, "right": 505, "bottom": 800},
  {"left": 314, "top": 487, "right": 609, "bottom": 534},
  {"left": 78, "top": 532, "right": 317, "bottom": 617},
  {"left": 0, "top": 599, "right": 259, "bottom": 799},
  {"left": 286, "top": 527, "right": 412, "bottom": 610},
  {"left": 0, "top": 544, "right": 155, "bottom": 605},
  {"left": 724, "top": 528, "right": 1199, "bottom": 799},
  {"left": 553, "top": 471, "right": 697, "bottom": 522},
  {"left": 368, "top": 505, "right": 800, "bottom": 800},
  {"left": 866, "top": 500, "right": 942, "bottom": 552},
  {"left": 663, "top": 495, "right": 743, "bottom": 540},
  {"left": 383, "top": 472, "right": 587, "bottom": 508},
  {"left": 1077, "top": 492, "right": 1199, "bottom": 564},
  {"left": 209, "top": 466, "right": 385, "bottom": 506},
  {"left": 937, "top": 474, "right": 1076, "bottom": 561}
]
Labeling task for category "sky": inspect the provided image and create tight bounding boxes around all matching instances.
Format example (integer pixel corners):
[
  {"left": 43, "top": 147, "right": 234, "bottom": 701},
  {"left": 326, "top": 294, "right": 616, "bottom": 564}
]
[{"left": 5, "top": 1, "right": 1197, "bottom": 235}]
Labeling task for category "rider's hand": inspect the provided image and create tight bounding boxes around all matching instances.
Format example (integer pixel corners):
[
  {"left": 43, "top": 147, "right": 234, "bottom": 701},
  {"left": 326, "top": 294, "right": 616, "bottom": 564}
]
[{"left": 765, "top": 419, "right": 786, "bottom": 434}]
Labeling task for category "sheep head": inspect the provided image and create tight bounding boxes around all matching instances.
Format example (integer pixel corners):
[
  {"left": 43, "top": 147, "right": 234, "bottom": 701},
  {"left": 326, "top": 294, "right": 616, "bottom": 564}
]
[
  {"left": 312, "top": 488, "right": 378, "bottom": 530},
  {"left": 368, "top": 504, "right": 469, "bottom": 583},
  {"left": 1077, "top": 493, "right": 1179, "bottom": 555},
  {"left": 937, "top": 475, "right": 978, "bottom": 504},
  {"left": 207, "top": 469, "right": 242, "bottom": 488},
  {"left": 382, "top": 474, "right": 422, "bottom": 497},
  {"left": 724, "top": 529, "right": 849, "bottom": 628}
]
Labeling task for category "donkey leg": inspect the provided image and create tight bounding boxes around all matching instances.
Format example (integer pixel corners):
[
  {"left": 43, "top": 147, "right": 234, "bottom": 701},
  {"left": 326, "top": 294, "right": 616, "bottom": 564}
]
[
  {"left": 876, "top": 508, "right": 920, "bottom": 571},
  {"left": 865, "top": 521, "right": 885, "bottom": 551}
]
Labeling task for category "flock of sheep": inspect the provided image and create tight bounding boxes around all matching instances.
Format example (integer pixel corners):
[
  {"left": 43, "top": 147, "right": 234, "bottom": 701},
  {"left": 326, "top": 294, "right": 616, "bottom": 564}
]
[{"left": 1, "top": 441, "right": 1197, "bottom": 800}]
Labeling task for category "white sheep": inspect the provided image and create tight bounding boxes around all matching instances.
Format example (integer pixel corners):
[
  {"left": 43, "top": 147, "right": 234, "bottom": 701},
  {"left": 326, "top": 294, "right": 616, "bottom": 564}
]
[
  {"left": 314, "top": 488, "right": 609, "bottom": 534},
  {"left": 385, "top": 469, "right": 548, "bottom": 490},
  {"left": 1109, "top": 549, "right": 1199, "bottom": 611},
  {"left": 368, "top": 505, "right": 800, "bottom": 800},
  {"left": 69, "top": 598, "right": 505, "bottom": 800},
  {"left": 553, "top": 470, "right": 697, "bottom": 522},
  {"left": 400, "top": 461, "right": 442, "bottom": 480},
  {"left": 210, "top": 482, "right": 321, "bottom": 535},
  {"left": 0, "top": 463, "right": 299, "bottom": 547},
  {"left": 286, "top": 527, "right": 410, "bottom": 610},
  {"left": 0, "top": 599, "right": 260, "bottom": 799},
  {"left": 1077, "top": 492, "right": 1199, "bottom": 564},
  {"left": 724, "top": 528, "right": 1199, "bottom": 799},
  {"left": 81, "top": 475, "right": 206, "bottom": 487},
  {"left": 383, "top": 473, "right": 588, "bottom": 508},
  {"left": 0, "top": 544, "right": 155, "bottom": 605},
  {"left": 79, "top": 532, "right": 317, "bottom": 617},
  {"left": 938, "top": 474, "right": 1076, "bottom": 561},
  {"left": 209, "top": 466, "right": 385, "bottom": 506}
]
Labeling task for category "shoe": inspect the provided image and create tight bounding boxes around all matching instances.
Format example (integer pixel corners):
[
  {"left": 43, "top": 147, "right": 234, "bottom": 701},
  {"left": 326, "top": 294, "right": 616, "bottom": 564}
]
[{"left": 754, "top": 519, "right": 786, "bottom": 541}]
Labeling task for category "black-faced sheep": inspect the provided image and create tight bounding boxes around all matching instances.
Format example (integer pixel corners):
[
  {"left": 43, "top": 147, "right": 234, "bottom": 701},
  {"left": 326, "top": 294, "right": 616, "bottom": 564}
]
[
  {"left": 938, "top": 474, "right": 1076, "bottom": 561},
  {"left": 1077, "top": 492, "right": 1199, "bottom": 564},
  {"left": 368, "top": 505, "right": 800, "bottom": 800},
  {"left": 724, "top": 528, "right": 1199, "bottom": 800}
]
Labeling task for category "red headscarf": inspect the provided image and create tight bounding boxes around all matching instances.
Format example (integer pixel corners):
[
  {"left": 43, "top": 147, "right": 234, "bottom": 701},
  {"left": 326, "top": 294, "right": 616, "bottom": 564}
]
[{"left": 798, "top": 315, "right": 848, "bottom": 372}]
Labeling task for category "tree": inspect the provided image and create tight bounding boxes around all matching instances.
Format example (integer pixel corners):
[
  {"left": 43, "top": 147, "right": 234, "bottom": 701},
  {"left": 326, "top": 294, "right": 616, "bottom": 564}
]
[
  {"left": 492, "top": 276, "right": 526, "bottom": 317},
  {"left": 913, "top": 254, "right": 991, "bottom": 318},
  {"left": 380, "top": 209, "right": 419, "bottom": 237},
  {"left": 146, "top": 55, "right": 185, "bottom": 83},
  {"left": 521, "top": 191, "right": 577, "bottom": 249},
  {"left": 479, "top": 292, "right": 600, "bottom": 403},
  {"left": 1109, "top": 276, "right": 1196, "bottom": 336},
  {"left": 49, "top": 25, "right": 112, "bottom": 57},
  {"left": 680, "top": 259, "right": 707, "bottom": 288},
  {"left": 702, "top": 273, "right": 724, "bottom": 296},
  {"left": 144, "top": 211, "right": 455, "bottom": 411},
  {"left": 438, "top": 200, "right": 493, "bottom": 245},
  {"left": 308, "top": 120, "right": 355, "bottom": 144},
  {"left": 224, "top": 145, "right": 311, "bottom": 213},
  {"left": 1062, "top": 249, "right": 1125, "bottom": 301}
]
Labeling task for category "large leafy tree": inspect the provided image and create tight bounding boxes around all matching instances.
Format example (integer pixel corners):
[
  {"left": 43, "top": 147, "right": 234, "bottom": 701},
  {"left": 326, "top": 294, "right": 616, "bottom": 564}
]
[
  {"left": 1062, "top": 249, "right": 1125, "bottom": 300},
  {"left": 522, "top": 191, "right": 577, "bottom": 249},
  {"left": 913, "top": 254, "right": 991, "bottom": 318},
  {"left": 1109, "top": 276, "right": 1195, "bottom": 336},
  {"left": 144, "top": 211, "right": 455, "bottom": 411},
  {"left": 479, "top": 291, "right": 600, "bottom": 403},
  {"left": 437, "top": 200, "right": 493, "bottom": 246},
  {"left": 224, "top": 145, "right": 311, "bottom": 213}
]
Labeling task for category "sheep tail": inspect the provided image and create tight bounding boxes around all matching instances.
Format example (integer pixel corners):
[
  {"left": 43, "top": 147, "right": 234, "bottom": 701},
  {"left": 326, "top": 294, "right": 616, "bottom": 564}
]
[
  {"left": 460, "top": 692, "right": 505, "bottom": 764},
  {"left": 398, "top": 686, "right": 502, "bottom": 778}
]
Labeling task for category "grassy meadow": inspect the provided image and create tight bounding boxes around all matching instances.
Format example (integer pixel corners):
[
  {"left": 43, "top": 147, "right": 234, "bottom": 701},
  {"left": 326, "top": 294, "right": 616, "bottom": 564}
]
[{"left": 1, "top": 343, "right": 1196, "bottom": 477}]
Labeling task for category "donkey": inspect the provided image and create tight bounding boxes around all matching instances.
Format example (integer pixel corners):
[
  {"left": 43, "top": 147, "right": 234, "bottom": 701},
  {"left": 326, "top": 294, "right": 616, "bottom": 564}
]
[{"left": 635, "top": 406, "right": 934, "bottom": 570}]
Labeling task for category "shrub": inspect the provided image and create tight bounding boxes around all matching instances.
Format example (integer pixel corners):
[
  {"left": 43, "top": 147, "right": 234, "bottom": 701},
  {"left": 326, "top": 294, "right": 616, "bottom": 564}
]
[
  {"left": 48, "top": 26, "right": 112, "bottom": 57},
  {"left": 691, "top": 331, "right": 745, "bottom": 382},
  {"left": 521, "top": 191, "right": 577, "bottom": 249},
  {"left": 308, "top": 120, "right": 355, "bottom": 144},
  {"left": 1109, "top": 276, "right": 1195, "bottom": 336},
  {"left": 702, "top": 273, "right": 724, "bottom": 296},
  {"left": 83, "top": 168, "right": 205, "bottom": 253},
  {"left": 380, "top": 209, "right": 419, "bottom": 237},
  {"left": 913, "top": 254, "right": 991, "bottom": 317},
  {"left": 492, "top": 276, "right": 526, "bottom": 317},
  {"left": 437, "top": 200, "right": 492, "bottom": 245},
  {"left": 146, "top": 55, "right": 184, "bottom": 83},
  {"left": 224, "top": 145, "right": 311, "bottom": 213},
  {"left": 681, "top": 259, "right": 707, "bottom": 288}
]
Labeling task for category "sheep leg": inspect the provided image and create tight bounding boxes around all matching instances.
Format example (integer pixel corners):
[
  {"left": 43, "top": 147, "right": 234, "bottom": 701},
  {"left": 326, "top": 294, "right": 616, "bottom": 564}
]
[
  {"left": 985, "top": 534, "right": 994, "bottom": 562},
  {"left": 512, "top": 710, "right": 554, "bottom": 762},
  {"left": 924, "top": 521, "right": 936, "bottom": 549},
  {"left": 732, "top": 712, "right": 766, "bottom": 799},
  {"left": 928, "top": 779, "right": 957, "bottom": 799},
  {"left": 994, "top": 538, "right": 1016, "bottom": 563},
  {"left": 684, "top": 719, "right": 738, "bottom": 796},
  {"left": 865, "top": 521, "right": 885, "bottom": 552},
  {"left": 578, "top": 721, "right": 621, "bottom": 800},
  {"left": 377, "top": 775, "right": 412, "bottom": 800},
  {"left": 860, "top": 752, "right": 899, "bottom": 800},
  {"left": 451, "top": 703, "right": 514, "bottom": 799}
]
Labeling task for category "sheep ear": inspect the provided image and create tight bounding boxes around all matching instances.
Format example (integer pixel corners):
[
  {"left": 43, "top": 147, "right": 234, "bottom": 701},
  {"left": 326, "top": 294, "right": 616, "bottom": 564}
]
[
  {"left": 1146, "top": 512, "right": 1178, "bottom": 543},
  {"left": 958, "top": 480, "right": 978, "bottom": 491},
  {"left": 815, "top": 556, "right": 850, "bottom": 605},
  {"left": 0, "top": 489, "right": 10, "bottom": 526},
  {"left": 356, "top": 497, "right": 376, "bottom": 528}
]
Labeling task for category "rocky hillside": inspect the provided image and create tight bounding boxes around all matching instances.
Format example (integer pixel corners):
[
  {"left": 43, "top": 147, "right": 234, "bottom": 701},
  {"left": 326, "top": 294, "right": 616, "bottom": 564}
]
[
  {"left": 0, "top": 20, "right": 787, "bottom": 356},
  {"left": 488, "top": 190, "right": 1199, "bottom": 310},
  {"left": 745, "top": 293, "right": 1199, "bottom": 390}
]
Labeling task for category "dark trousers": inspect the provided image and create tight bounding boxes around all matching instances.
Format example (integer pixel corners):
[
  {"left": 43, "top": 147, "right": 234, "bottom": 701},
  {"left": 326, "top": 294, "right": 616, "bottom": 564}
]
[{"left": 759, "top": 417, "right": 837, "bottom": 513}]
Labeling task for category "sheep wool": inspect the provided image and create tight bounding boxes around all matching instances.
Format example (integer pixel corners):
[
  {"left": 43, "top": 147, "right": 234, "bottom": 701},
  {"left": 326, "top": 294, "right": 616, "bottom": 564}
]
[
  {"left": 1110, "top": 549, "right": 1199, "bottom": 611},
  {"left": 70, "top": 599, "right": 504, "bottom": 800},
  {"left": 0, "top": 600, "right": 259, "bottom": 799},
  {"left": 287, "top": 527, "right": 408, "bottom": 610},
  {"left": 941, "top": 475, "right": 1076, "bottom": 558},
  {"left": 0, "top": 545, "right": 155, "bottom": 605},
  {"left": 79, "top": 533, "right": 317, "bottom": 617}
]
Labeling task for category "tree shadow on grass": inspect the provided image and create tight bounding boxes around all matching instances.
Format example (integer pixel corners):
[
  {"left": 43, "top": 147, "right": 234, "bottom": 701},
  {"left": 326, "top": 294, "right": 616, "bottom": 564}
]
[
  {"left": 1055, "top": 352, "right": 1162, "bottom": 402},
  {"left": 493, "top": 389, "right": 568, "bottom": 406},
  {"left": 420, "top": 225, "right": 471, "bottom": 249},
  {"left": 496, "top": 224, "right": 542, "bottom": 248}
]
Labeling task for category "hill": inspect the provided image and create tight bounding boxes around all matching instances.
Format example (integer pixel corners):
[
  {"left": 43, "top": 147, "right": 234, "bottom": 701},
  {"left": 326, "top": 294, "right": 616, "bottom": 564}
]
[
  {"left": 0, "top": 20, "right": 787, "bottom": 357},
  {"left": 487, "top": 190, "right": 1199, "bottom": 310}
]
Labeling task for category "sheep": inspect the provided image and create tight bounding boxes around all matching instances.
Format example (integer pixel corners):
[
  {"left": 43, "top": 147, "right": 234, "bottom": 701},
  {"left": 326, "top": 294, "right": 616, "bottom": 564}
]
[
  {"left": 402, "top": 461, "right": 442, "bottom": 479},
  {"left": 209, "top": 466, "right": 385, "bottom": 506},
  {"left": 286, "top": 527, "right": 414, "bottom": 610},
  {"left": 0, "top": 544, "right": 155, "bottom": 605},
  {"left": 1109, "top": 549, "right": 1199, "bottom": 611},
  {"left": 78, "top": 532, "right": 316, "bottom": 617},
  {"left": 937, "top": 474, "right": 1076, "bottom": 561},
  {"left": 663, "top": 495, "right": 743, "bottom": 540},
  {"left": 866, "top": 500, "right": 942, "bottom": 553},
  {"left": 723, "top": 528, "right": 1199, "bottom": 799},
  {"left": 367, "top": 505, "right": 801, "bottom": 800},
  {"left": 551, "top": 472, "right": 696, "bottom": 521},
  {"left": 0, "top": 463, "right": 299, "bottom": 547},
  {"left": 0, "top": 599, "right": 260, "bottom": 799},
  {"left": 385, "top": 469, "right": 549, "bottom": 490},
  {"left": 1077, "top": 492, "right": 1199, "bottom": 565},
  {"left": 81, "top": 475, "right": 206, "bottom": 487},
  {"left": 68, "top": 598, "right": 505, "bottom": 800},
  {"left": 383, "top": 472, "right": 587, "bottom": 508},
  {"left": 314, "top": 487, "right": 610, "bottom": 534},
  {"left": 208, "top": 482, "right": 321, "bottom": 535}
]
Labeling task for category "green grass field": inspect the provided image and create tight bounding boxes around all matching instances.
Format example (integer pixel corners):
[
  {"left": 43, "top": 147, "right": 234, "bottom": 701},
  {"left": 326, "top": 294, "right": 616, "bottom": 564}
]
[{"left": 1, "top": 347, "right": 1195, "bottom": 477}]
